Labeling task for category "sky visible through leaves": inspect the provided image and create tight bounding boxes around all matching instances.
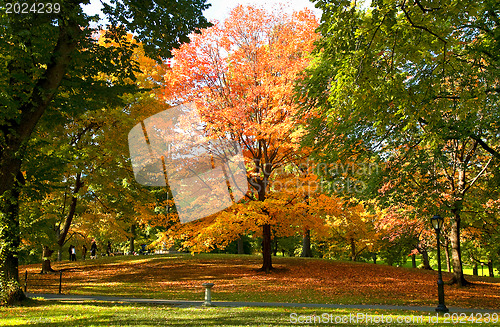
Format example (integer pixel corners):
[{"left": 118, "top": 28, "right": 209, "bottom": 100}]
[{"left": 81, "top": 0, "right": 322, "bottom": 24}]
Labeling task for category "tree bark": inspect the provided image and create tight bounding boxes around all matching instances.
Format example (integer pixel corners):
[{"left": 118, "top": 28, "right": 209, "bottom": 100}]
[
  {"left": 57, "top": 173, "right": 83, "bottom": 251},
  {"left": 272, "top": 236, "right": 278, "bottom": 256},
  {"left": 473, "top": 263, "right": 478, "bottom": 276},
  {"left": 237, "top": 235, "right": 244, "bottom": 254},
  {"left": 350, "top": 237, "right": 356, "bottom": 261},
  {"left": 418, "top": 246, "right": 432, "bottom": 270},
  {"left": 57, "top": 244, "right": 63, "bottom": 262},
  {"left": 301, "top": 229, "right": 313, "bottom": 257},
  {"left": 449, "top": 209, "right": 469, "bottom": 286},
  {"left": 0, "top": 200, "right": 21, "bottom": 283},
  {"left": 301, "top": 194, "right": 312, "bottom": 258},
  {"left": 255, "top": 176, "right": 272, "bottom": 273},
  {"left": 411, "top": 254, "right": 416, "bottom": 268},
  {"left": 129, "top": 224, "right": 136, "bottom": 254},
  {"left": 0, "top": 17, "right": 80, "bottom": 302},
  {"left": 0, "top": 170, "right": 25, "bottom": 303},
  {"left": 444, "top": 238, "right": 451, "bottom": 272},
  {"left": 261, "top": 224, "right": 272, "bottom": 272},
  {"left": 488, "top": 260, "right": 494, "bottom": 277},
  {"left": 41, "top": 246, "right": 55, "bottom": 274}
]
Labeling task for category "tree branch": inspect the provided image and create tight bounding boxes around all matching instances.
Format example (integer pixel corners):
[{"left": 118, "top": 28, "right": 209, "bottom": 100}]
[
  {"left": 464, "top": 157, "right": 493, "bottom": 193},
  {"left": 469, "top": 135, "right": 500, "bottom": 160},
  {"left": 401, "top": 0, "right": 446, "bottom": 44},
  {"left": 18, "top": 17, "right": 81, "bottom": 143}
]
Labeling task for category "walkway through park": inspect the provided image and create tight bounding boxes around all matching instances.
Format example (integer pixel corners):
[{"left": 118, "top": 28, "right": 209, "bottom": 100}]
[{"left": 26, "top": 293, "right": 497, "bottom": 313}]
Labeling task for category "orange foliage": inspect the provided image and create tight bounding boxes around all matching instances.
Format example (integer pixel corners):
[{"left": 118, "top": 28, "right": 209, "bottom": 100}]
[{"left": 155, "top": 6, "right": 322, "bottom": 251}]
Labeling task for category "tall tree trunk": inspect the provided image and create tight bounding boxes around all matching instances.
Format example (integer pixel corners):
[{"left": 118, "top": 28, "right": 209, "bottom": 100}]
[
  {"left": 301, "top": 229, "right": 312, "bottom": 257},
  {"left": 0, "top": 190, "right": 21, "bottom": 283},
  {"left": 473, "top": 263, "right": 478, "bottom": 276},
  {"left": 418, "top": 246, "right": 432, "bottom": 270},
  {"left": 129, "top": 224, "right": 136, "bottom": 254},
  {"left": 411, "top": 254, "right": 416, "bottom": 268},
  {"left": 256, "top": 176, "right": 272, "bottom": 273},
  {"left": 301, "top": 194, "right": 312, "bottom": 258},
  {"left": 444, "top": 238, "right": 451, "bottom": 272},
  {"left": 0, "top": 18, "right": 79, "bottom": 304},
  {"left": 450, "top": 209, "right": 469, "bottom": 286},
  {"left": 261, "top": 224, "right": 272, "bottom": 272},
  {"left": 57, "top": 245, "right": 63, "bottom": 262},
  {"left": 272, "top": 236, "right": 278, "bottom": 256},
  {"left": 237, "top": 235, "right": 244, "bottom": 254},
  {"left": 372, "top": 253, "right": 377, "bottom": 264},
  {"left": 56, "top": 173, "right": 84, "bottom": 253},
  {"left": 488, "top": 260, "right": 494, "bottom": 277},
  {"left": 350, "top": 238, "right": 357, "bottom": 261},
  {"left": 41, "top": 246, "right": 55, "bottom": 273},
  {"left": 0, "top": 170, "right": 26, "bottom": 303}
]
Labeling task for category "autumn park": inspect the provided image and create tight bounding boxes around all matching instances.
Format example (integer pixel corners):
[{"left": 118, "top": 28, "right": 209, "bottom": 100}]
[{"left": 1, "top": 0, "right": 499, "bottom": 326}]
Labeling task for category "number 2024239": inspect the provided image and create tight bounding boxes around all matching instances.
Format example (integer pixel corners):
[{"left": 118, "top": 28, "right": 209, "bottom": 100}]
[{"left": 5, "top": 2, "right": 61, "bottom": 14}]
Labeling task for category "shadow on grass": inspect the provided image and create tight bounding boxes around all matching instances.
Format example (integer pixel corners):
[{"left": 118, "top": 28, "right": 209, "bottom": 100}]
[
  {"left": 14, "top": 300, "right": 299, "bottom": 327},
  {"left": 7, "top": 299, "right": 451, "bottom": 327}
]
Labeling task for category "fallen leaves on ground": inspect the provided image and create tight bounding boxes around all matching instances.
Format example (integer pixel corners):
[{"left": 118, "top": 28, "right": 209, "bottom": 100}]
[{"left": 20, "top": 255, "right": 500, "bottom": 310}]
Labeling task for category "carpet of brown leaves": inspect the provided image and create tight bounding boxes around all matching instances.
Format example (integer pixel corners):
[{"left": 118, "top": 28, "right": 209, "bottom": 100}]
[{"left": 20, "top": 255, "right": 500, "bottom": 309}]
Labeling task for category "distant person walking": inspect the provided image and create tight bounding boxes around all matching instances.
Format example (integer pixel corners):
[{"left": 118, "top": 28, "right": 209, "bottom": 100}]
[
  {"left": 82, "top": 244, "right": 87, "bottom": 260},
  {"left": 69, "top": 245, "right": 77, "bottom": 261},
  {"left": 90, "top": 240, "right": 97, "bottom": 259}
]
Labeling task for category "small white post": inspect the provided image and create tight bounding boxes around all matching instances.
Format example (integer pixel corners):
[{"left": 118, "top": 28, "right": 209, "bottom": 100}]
[{"left": 202, "top": 282, "right": 214, "bottom": 306}]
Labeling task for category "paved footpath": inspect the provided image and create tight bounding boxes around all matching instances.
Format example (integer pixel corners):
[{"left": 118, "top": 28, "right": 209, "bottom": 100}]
[{"left": 26, "top": 293, "right": 497, "bottom": 313}]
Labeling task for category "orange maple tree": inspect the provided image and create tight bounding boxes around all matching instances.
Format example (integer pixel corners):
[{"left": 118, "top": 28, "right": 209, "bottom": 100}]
[{"left": 159, "top": 5, "right": 320, "bottom": 271}]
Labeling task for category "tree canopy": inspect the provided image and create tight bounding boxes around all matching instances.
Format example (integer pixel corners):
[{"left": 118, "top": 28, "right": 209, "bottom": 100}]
[
  {"left": 0, "top": 0, "right": 211, "bottom": 303},
  {"left": 298, "top": 0, "right": 500, "bottom": 286},
  {"left": 159, "top": 5, "right": 320, "bottom": 272}
]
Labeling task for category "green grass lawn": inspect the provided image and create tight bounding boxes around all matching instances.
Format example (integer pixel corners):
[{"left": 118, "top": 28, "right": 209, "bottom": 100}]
[
  {"left": 1, "top": 299, "right": 498, "bottom": 327},
  {"left": 396, "top": 257, "right": 499, "bottom": 277}
]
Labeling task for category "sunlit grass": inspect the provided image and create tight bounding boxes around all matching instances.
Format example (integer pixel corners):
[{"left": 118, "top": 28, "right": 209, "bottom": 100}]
[{"left": 2, "top": 299, "right": 494, "bottom": 327}]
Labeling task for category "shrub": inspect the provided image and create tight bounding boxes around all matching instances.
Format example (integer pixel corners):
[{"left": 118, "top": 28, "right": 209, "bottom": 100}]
[{"left": 0, "top": 278, "right": 25, "bottom": 306}]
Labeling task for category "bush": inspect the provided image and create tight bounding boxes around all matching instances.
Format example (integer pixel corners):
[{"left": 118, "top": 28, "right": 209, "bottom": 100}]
[{"left": 0, "top": 278, "right": 26, "bottom": 306}]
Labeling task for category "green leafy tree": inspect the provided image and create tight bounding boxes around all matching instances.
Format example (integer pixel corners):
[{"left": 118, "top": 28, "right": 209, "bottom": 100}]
[
  {"left": 19, "top": 35, "right": 178, "bottom": 272},
  {"left": 298, "top": 0, "right": 500, "bottom": 286},
  {"left": 0, "top": 0, "right": 210, "bottom": 303}
]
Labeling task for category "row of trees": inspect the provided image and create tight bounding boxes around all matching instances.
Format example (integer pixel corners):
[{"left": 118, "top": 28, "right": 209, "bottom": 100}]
[
  {"left": 146, "top": 2, "right": 498, "bottom": 284},
  {"left": 153, "top": 2, "right": 499, "bottom": 285},
  {"left": 297, "top": 0, "right": 500, "bottom": 286},
  {"left": 0, "top": 0, "right": 211, "bottom": 303},
  {"left": 1, "top": 0, "right": 499, "bottom": 304}
]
